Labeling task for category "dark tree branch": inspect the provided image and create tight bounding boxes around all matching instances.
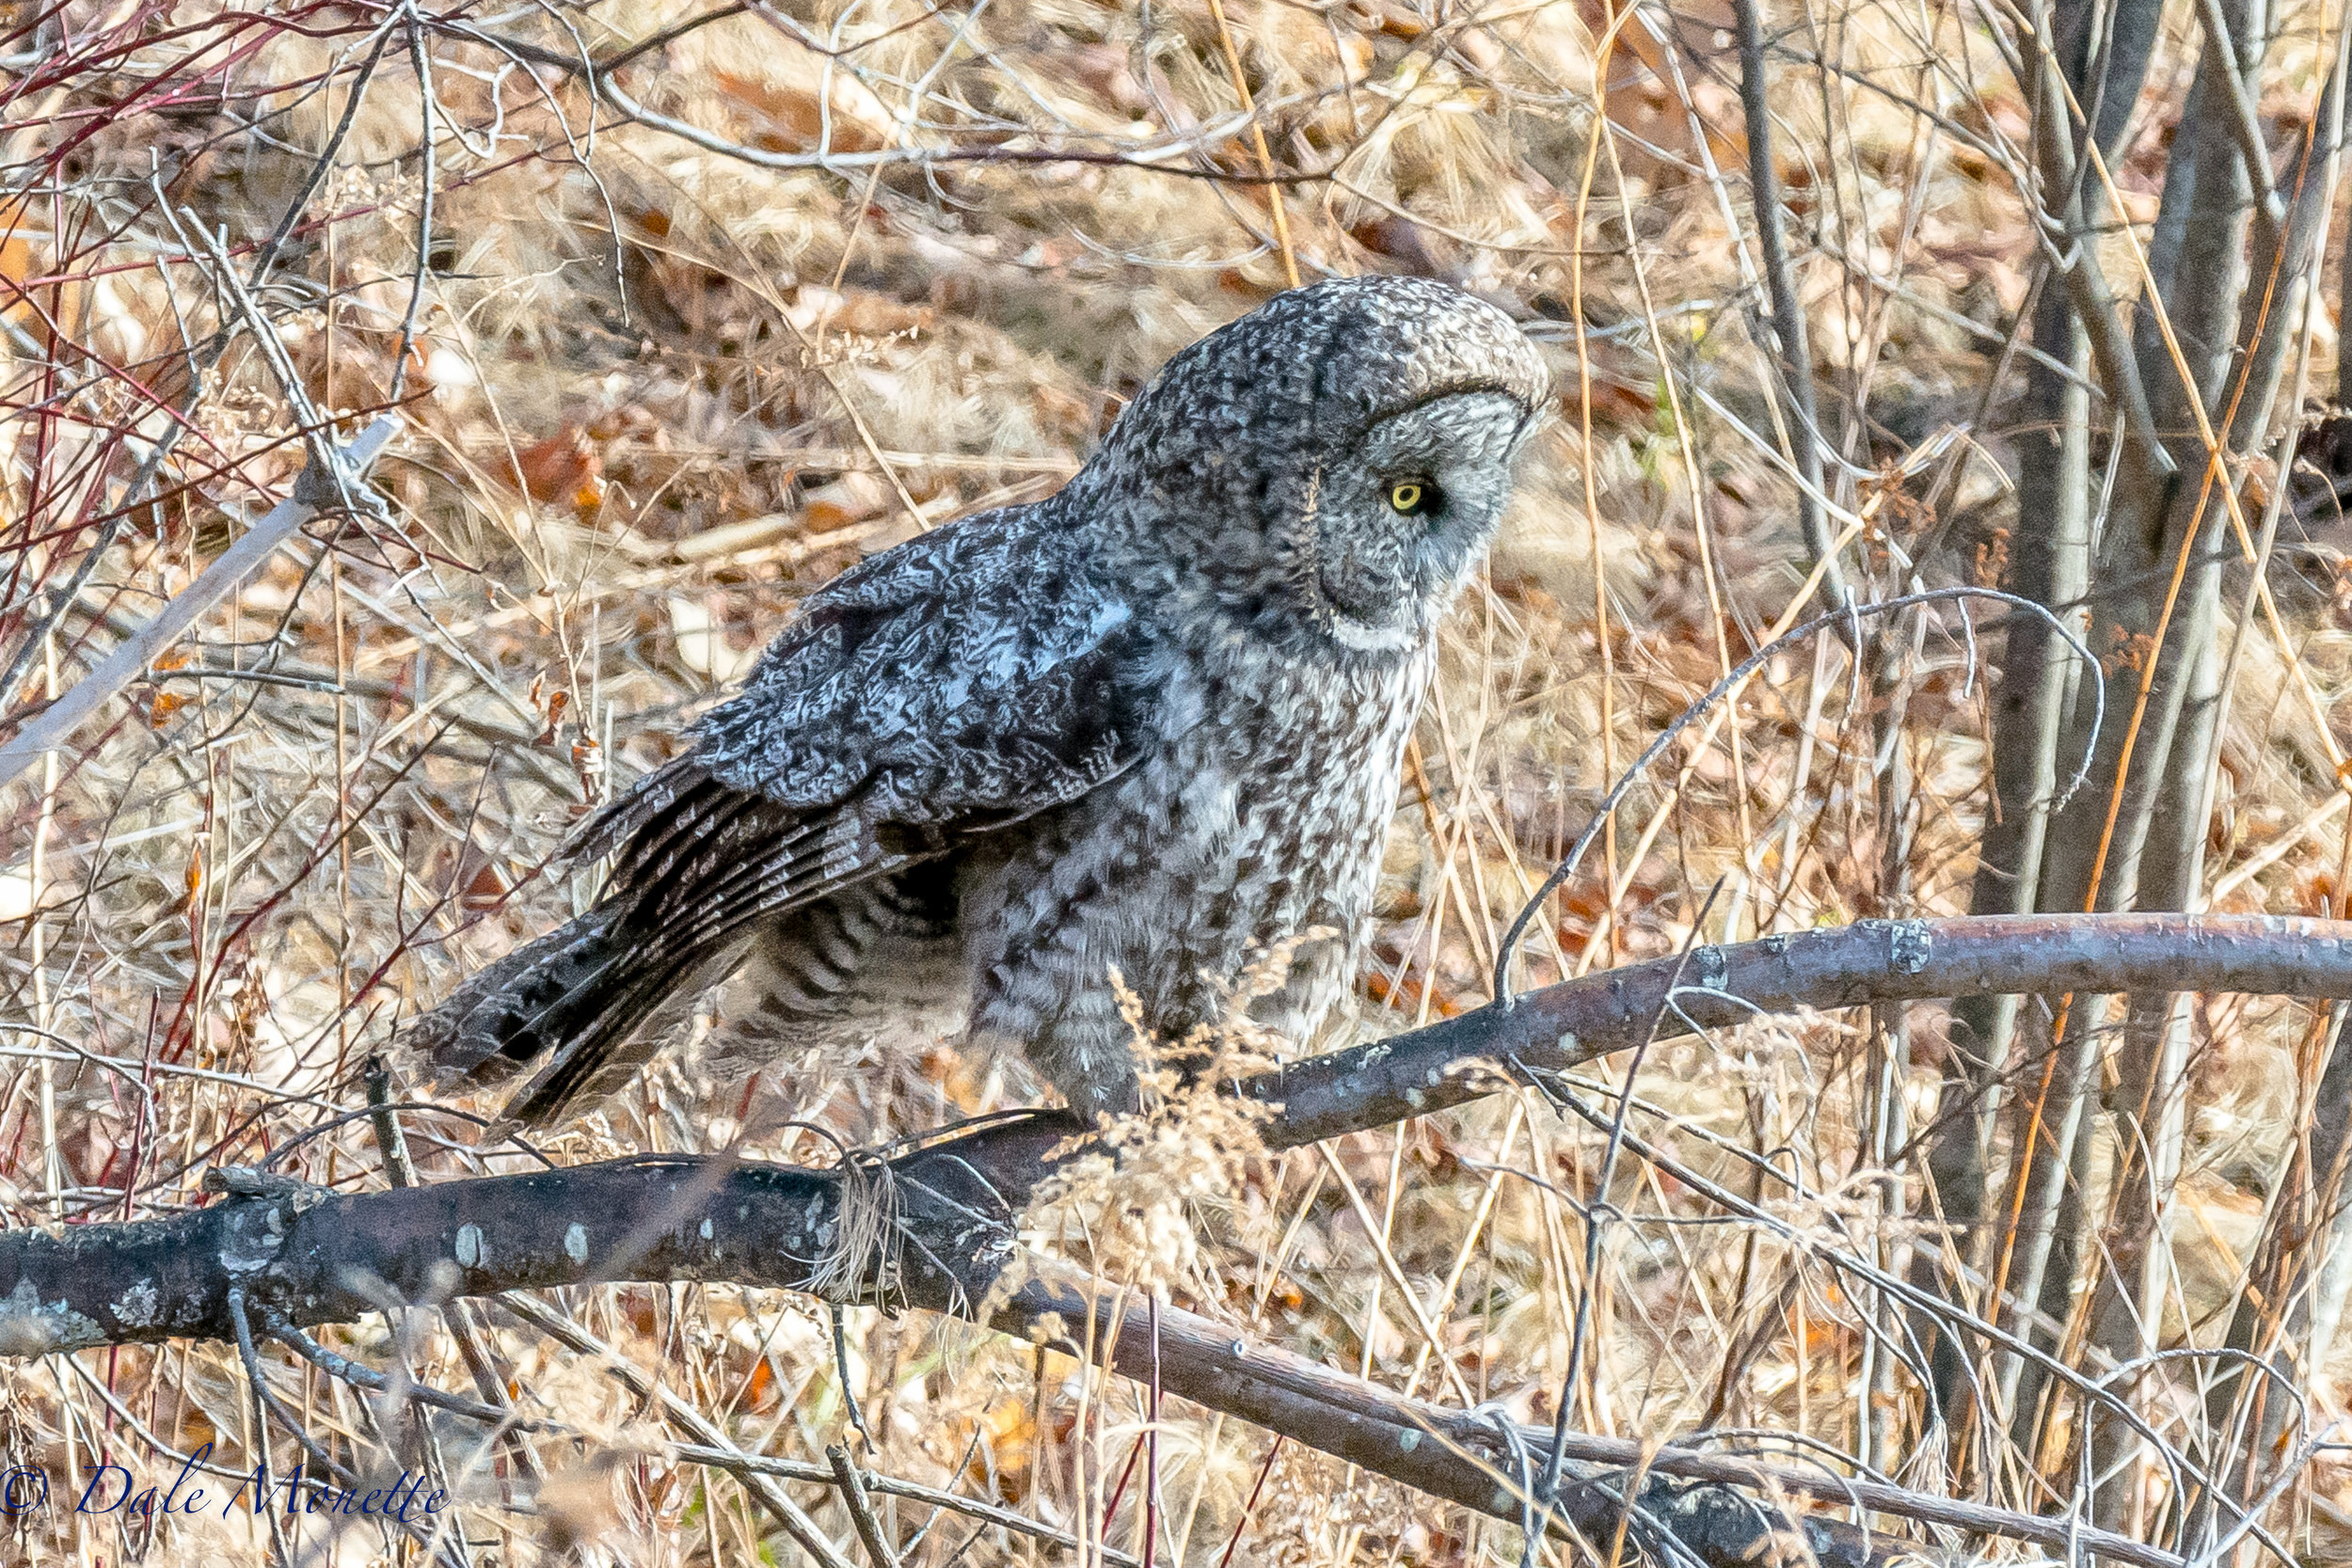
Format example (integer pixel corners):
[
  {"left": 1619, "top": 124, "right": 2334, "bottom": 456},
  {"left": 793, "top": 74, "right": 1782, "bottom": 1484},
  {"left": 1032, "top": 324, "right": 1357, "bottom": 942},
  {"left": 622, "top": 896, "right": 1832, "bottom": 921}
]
[
  {"left": 1261, "top": 912, "right": 2352, "bottom": 1147},
  {"left": 12, "top": 913, "right": 2352, "bottom": 1344},
  {"left": 6, "top": 911, "right": 2343, "bottom": 1563},
  {"left": 11, "top": 912, "right": 2352, "bottom": 1343},
  {"left": 0, "top": 1147, "right": 2172, "bottom": 1567}
]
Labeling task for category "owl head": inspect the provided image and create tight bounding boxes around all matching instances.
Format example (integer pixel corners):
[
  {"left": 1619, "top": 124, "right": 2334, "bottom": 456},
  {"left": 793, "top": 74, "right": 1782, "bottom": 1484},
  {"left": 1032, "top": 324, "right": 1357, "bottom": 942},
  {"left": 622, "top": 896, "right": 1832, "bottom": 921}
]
[{"left": 1082, "top": 275, "right": 1550, "bottom": 657}]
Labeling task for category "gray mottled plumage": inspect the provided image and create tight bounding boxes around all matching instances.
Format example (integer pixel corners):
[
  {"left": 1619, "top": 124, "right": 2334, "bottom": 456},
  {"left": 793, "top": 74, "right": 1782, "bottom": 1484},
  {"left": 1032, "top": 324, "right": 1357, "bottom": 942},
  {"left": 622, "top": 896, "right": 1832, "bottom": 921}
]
[{"left": 410, "top": 276, "right": 1549, "bottom": 1126}]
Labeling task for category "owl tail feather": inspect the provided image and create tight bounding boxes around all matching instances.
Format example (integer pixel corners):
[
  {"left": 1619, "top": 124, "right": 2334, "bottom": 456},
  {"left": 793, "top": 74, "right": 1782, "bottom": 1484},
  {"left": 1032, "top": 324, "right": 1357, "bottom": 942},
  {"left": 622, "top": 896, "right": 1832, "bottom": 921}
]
[{"left": 405, "top": 908, "right": 729, "bottom": 1129}]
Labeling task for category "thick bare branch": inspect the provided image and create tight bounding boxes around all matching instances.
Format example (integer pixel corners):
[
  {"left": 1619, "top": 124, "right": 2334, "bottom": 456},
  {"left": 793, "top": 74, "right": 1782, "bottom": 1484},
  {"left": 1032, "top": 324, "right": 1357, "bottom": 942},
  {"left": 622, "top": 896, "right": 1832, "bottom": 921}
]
[
  {"left": 8, "top": 912, "right": 2352, "bottom": 1558},
  {"left": 1263, "top": 912, "right": 2352, "bottom": 1147},
  {"left": 14, "top": 912, "right": 2352, "bottom": 1351},
  {"left": 0, "top": 1135, "right": 2173, "bottom": 1567}
]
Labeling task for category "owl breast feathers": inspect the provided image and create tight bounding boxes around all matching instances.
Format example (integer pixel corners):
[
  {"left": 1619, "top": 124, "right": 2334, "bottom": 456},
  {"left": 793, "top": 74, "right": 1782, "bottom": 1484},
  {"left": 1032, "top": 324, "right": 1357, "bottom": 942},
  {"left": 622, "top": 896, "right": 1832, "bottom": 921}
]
[{"left": 410, "top": 275, "right": 1549, "bottom": 1127}]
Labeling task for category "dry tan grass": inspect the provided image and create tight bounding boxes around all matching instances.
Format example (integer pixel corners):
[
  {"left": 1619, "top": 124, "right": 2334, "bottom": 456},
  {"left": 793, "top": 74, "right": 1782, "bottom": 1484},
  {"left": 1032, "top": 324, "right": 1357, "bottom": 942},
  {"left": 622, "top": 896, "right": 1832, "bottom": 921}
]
[{"left": 8, "top": 0, "right": 2352, "bottom": 1561}]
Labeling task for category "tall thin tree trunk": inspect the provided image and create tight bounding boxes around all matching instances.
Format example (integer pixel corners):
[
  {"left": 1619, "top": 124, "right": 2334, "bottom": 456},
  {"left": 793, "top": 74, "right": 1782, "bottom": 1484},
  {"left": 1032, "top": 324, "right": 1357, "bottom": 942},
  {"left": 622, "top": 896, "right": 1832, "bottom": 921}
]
[
  {"left": 1931, "top": 297, "right": 2090, "bottom": 1427},
  {"left": 2083, "top": 15, "right": 2346, "bottom": 1523},
  {"left": 2083, "top": 952, "right": 2196, "bottom": 1528},
  {"left": 1869, "top": 649, "right": 1916, "bottom": 1474},
  {"left": 2185, "top": 1005, "right": 2352, "bottom": 1556},
  {"left": 1933, "top": 0, "right": 2158, "bottom": 1437},
  {"left": 2005, "top": 0, "right": 2272, "bottom": 1457},
  {"left": 1996, "top": 1000, "right": 2105, "bottom": 1441}
]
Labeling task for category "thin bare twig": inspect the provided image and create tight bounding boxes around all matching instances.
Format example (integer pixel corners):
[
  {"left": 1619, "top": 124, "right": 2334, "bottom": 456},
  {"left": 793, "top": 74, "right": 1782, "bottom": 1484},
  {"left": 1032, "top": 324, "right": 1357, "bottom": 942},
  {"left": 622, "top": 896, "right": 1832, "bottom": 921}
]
[{"left": 0, "top": 416, "right": 397, "bottom": 790}]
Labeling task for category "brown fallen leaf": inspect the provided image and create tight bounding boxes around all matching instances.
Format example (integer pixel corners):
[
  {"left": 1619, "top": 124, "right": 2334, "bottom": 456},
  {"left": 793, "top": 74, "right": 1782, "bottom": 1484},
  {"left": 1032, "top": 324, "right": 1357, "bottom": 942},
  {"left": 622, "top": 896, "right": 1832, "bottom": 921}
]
[{"left": 513, "top": 422, "right": 606, "bottom": 515}]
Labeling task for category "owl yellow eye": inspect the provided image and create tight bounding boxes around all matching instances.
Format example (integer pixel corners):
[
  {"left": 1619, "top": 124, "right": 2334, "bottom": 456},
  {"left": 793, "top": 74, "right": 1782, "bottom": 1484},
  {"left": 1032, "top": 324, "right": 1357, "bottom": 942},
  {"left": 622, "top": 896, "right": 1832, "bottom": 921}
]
[{"left": 1389, "top": 480, "right": 1432, "bottom": 515}]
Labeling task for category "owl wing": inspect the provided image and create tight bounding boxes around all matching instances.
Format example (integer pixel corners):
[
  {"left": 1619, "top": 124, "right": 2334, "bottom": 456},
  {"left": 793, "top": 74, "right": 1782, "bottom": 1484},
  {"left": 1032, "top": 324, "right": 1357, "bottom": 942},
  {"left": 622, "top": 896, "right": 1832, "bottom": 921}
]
[{"left": 572, "top": 506, "right": 1151, "bottom": 955}]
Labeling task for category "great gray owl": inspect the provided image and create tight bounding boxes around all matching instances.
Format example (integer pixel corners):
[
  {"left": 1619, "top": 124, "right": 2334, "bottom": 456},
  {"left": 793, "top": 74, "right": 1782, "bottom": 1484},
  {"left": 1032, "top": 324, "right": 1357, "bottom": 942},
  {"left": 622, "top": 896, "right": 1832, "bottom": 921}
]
[{"left": 413, "top": 276, "right": 1549, "bottom": 1126}]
